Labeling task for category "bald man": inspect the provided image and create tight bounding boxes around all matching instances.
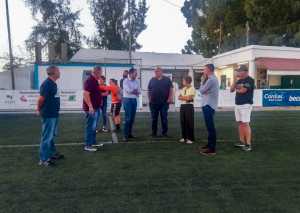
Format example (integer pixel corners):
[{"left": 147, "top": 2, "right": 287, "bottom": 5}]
[{"left": 148, "top": 67, "right": 173, "bottom": 137}]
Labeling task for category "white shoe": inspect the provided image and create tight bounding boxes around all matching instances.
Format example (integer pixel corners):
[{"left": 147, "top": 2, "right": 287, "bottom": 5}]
[
  {"left": 92, "top": 143, "right": 104, "bottom": 148},
  {"left": 84, "top": 146, "right": 98, "bottom": 152},
  {"left": 186, "top": 140, "right": 194, "bottom": 144},
  {"left": 179, "top": 138, "right": 185, "bottom": 143}
]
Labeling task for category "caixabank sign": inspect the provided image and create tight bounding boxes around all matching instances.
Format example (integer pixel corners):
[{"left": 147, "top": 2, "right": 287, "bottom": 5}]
[{"left": 263, "top": 90, "right": 300, "bottom": 107}]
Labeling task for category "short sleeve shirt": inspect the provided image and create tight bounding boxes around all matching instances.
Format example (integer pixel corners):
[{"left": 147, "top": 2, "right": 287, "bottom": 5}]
[
  {"left": 100, "top": 85, "right": 121, "bottom": 104},
  {"left": 83, "top": 75, "right": 102, "bottom": 111},
  {"left": 148, "top": 76, "right": 173, "bottom": 104},
  {"left": 39, "top": 78, "right": 60, "bottom": 118},
  {"left": 235, "top": 76, "right": 255, "bottom": 105},
  {"left": 180, "top": 86, "right": 196, "bottom": 104}
]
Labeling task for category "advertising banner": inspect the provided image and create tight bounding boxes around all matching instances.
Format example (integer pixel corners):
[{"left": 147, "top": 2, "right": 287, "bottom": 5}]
[
  {"left": 263, "top": 89, "right": 300, "bottom": 107},
  {"left": 0, "top": 90, "right": 82, "bottom": 111},
  {"left": 0, "top": 90, "right": 143, "bottom": 111}
]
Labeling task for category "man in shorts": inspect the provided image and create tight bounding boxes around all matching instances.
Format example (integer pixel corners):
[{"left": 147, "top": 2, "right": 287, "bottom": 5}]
[{"left": 230, "top": 65, "right": 255, "bottom": 152}]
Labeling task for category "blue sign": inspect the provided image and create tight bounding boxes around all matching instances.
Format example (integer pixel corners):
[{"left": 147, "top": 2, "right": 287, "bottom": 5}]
[{"left": 263, "top": 90, "right": 300, "bottom": 107}]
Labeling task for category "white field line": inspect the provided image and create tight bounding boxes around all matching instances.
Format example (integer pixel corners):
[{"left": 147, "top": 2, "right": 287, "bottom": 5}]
[
  {"left": 0, "top": 139, "right": 240, "bottom": 149},
  {"left": 0, "top": 138, "right": 287, "bottom": 149}
]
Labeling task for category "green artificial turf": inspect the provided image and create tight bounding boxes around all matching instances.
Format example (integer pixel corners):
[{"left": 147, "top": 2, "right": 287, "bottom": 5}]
[{"left": 0, "top": 111, "right": 300, "bottom": 213}]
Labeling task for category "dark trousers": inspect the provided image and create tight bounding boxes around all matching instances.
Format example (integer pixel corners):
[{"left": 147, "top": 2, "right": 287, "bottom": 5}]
[
  {"left": 180, "top": 104, "right": 195, "bottom": 141},
  {"left": 123, "top": 98, "right": 137, "bottom": 139},
  {"left": 100, "top": 97, "right": 108, "bottom": 127},
  {"left": 202, "top": 105, "right": 217, "bottom": 151},
  {"left": 150, "top": 103, "right": 169, "bottom": 135}
]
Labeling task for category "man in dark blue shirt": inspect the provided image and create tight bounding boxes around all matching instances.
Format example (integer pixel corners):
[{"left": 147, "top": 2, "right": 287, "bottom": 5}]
[
  {"left": 37, "top": 65, "right": 63, "bottom": 167},
  {"left": 148, "top": 67, "right": 173, "bottom": 137},
  {"left": 230, "top": 65, "right": 255, "bottom": 152}
]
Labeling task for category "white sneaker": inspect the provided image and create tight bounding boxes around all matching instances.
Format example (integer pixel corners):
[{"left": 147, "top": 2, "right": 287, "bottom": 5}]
[
  {"left": 179, "top": 138, "right": 185, "bottom": 143},
  {"left": 92, "top": 143, "right": 104, "bottom": 148},
  {"left": 84, "top": 146, "right": 98, "bottom": 152},
  {"left": 186, "top": 140, "right": 194, "bottom": 144}
]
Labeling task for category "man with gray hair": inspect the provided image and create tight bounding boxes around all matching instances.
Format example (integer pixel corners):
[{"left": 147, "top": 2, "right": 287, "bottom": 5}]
[
  {"left": 199, "top": 64, "right": 219, "bottom": 156},
  {"left": 37, "top": 65, "right": 64, "bottom": 167},
  {"left": 83, "top": 66, "right": 103, "bottom": 151}
]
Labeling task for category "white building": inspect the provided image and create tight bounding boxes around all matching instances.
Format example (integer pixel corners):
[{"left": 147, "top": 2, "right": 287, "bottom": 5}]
[
  {"left": 212, "top": 45, "right": 300, "bottom": 89},
  {"left": 2, "top": 45, "right": 300, "bottom": 92},
  {"left": 32, "top": 50, "right": 208, "bottom": 105},
  {"left": 69, "top": 49, "right": 208, "bottom": 91}
]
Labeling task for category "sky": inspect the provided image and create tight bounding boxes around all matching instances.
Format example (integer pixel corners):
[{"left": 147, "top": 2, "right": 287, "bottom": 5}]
[{"left": 0, "top": 0, "right": 191, "bottom": 70}]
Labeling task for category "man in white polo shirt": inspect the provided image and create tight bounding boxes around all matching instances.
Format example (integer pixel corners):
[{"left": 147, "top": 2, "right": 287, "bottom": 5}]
[
  {"left": 230, "top": 65, "right": 255, "bottom": 152},
  {"left": 122, "top": 68, "right": 141, "bottom": 142}
]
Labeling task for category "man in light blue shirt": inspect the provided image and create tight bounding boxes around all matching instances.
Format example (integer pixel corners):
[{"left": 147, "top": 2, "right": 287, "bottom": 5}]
[
  {"left": 122, "top": 68, "right": 141, "bottom": 141},
  {"left": 199, "top": 64, "right": 219, "bottom": 156}
]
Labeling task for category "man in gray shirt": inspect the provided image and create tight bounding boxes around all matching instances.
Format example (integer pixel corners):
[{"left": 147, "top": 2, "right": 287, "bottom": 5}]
[{"left": 199, "top": 64, "right": 219, "bottom": 156}]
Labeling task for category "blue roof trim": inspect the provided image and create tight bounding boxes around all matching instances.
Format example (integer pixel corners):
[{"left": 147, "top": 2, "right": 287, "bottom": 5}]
[
  {"left": 33, "top": 64, "right": 39, "bottom": 89},
  {"left": 37, "top": 62, "right": 134, "bottom": 68}
]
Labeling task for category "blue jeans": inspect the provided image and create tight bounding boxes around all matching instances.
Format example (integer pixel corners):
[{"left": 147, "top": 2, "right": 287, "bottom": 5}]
[
  {"left": 150, "top": 103, "right": 169, "bottom": 135},
  {"left": 123, "top": 98, "right": 137, "bottom": 139},
  {"left": 85, "top": 109, "right": 100, "bottom": 147},
  {"left": 202, "top": 105, "right": 217, "bottom": 151},
  {"left": 39, "top": 117, "right": 58, "bottom": 162}
]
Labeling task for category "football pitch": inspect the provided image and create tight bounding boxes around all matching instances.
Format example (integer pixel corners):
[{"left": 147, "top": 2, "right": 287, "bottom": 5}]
[{"left": 0, "top": 111, "right": 300, "bottom": 213}]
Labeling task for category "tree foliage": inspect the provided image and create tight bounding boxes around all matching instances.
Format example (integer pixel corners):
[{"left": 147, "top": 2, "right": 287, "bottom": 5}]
[
  {"left": 24, "top": 0, "right": 83, "bottom": 59},
  {"left": 89, "top": 0, "right": 148, "bottom": 50},
  {"left": 182, "top": 0, "right": 300, "bottom": 57}
]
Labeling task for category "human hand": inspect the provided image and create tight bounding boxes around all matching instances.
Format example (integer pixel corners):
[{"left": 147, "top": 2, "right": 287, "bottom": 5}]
[{"left": 88, "top": 106, "right": 95, "bottom": 114}]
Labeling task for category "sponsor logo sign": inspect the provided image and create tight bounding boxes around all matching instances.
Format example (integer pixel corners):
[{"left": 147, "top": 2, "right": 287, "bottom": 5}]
[{"left": 263, "top": 90, "right": 300, "bottom": 107}]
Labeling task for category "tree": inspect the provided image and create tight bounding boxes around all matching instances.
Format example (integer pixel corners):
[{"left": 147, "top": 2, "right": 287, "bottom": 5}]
[
  {"left": 89, "top": 0, "right": 148, "bottom": 50},
  {"left": 244, "top": 0, "right": 300, "bottom": 46},
  {"left": 24, "top": 0, "right": 84, "bottom": 60},
  {"left": 0, "top": 54, "right": 30, "bottom": 72},
  {"left": 182, "top": 0, "right": 300, "bottom": 57}
]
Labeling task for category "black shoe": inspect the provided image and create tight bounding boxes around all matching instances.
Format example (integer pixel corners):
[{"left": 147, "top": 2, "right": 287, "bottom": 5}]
[
  {"left": 151, "top": 133, "right": 158, "bottom": 138},
  {"left": 161, "top": 134, "right": 170, "bottom": 138},
  {"left": 200, "top": 149, "right": 216, "bottom": 156},
  {"left": 128, "top": 135, "right": 136, "bottom": 139},
  {"left": 200, "top": 145, "right": 209, "bottom": 151},
  {"left": 51, "top": 153, "right": 65, "bottom": 160}
]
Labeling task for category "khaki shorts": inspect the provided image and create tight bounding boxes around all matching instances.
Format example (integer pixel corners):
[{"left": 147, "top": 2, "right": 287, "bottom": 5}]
[{"left": 235, "top": 104, "right": 253, "bottom": 123}]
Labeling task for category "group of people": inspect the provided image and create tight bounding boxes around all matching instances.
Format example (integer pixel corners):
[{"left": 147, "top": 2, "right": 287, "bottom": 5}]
[{"left": 36, "top": 63, "right": 255, "bottom": 166}]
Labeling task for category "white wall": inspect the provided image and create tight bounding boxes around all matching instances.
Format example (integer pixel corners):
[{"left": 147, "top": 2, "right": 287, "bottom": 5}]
[
  {"left": 0, "top": 67, "right": 32, "bottom": 90},
  {"left": 175, "top": 89, "right": 263, "bottom": 108},
  {"left": 0, "top": 71, "right": 11, "bottom": 89},
  {"left": 38, "top": 65, "right": 132, "bottom": 90}
]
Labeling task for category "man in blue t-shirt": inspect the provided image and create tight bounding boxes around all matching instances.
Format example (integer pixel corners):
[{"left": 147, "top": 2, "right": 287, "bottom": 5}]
[
  {"left": 37, "top": 65, "right": 63, "bottom": 167},
  {"left": 148, "top": 67, "right": 173, "bottom": 137},
  {"left": 230, "top": 65, "right": 255, "bottom": 152}
]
